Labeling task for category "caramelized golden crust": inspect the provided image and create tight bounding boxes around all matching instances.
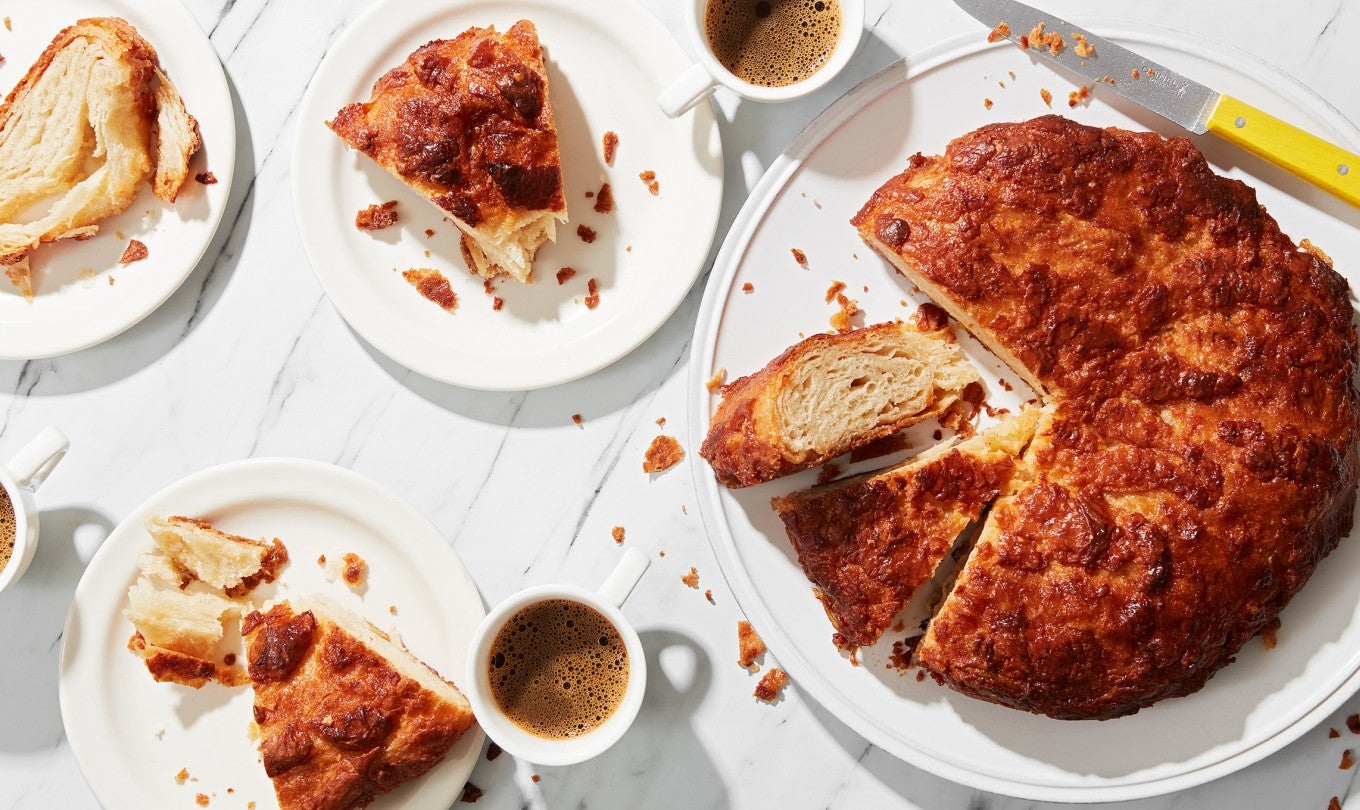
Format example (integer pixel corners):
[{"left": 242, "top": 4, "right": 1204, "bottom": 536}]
[
  {"left": 328, "top": 21, "right": 564, "bottom": 249},
  {"left": 244, "top": 602, "right": 476, "bottom": 810},
  {"left": 856, "top": 116, "right": 1360, "bottom": 719},
  {"left": 773, "top": 421, "right": 1031, "bottom": 650}
]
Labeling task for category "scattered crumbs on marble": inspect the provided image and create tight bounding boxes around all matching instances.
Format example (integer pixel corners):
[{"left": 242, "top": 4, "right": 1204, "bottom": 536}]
[
  {"left": 791, "top": 247, "right": 808, "bottom": 267},
  {"left": 571, "top": 413, "right": 584, "bottom": 427},
  {"left": 705, "top": 367, "right": 727, "bottom": 392},
  {"left": 659, "top": 550, "right": 666, "bottom": 557},
  {"left": 754, "top": 668, "right": 789, "bottom": 702},
  {"left": 655, "top": 416, "right": 666, "bottom": 427},
  {"left": 742, "top": 282, "right": 754, "bottom": 293},
  {"left": 1331, "top": 728, "right": 1342, "bottom": 739},
  {"left": 1040, "top": 88, "right": 1052, "bottom": 107},
  {"left": 460, "top": 782, "right": 483, "bottom": 803},
  {"left": 737, "top": 620, "right": 766, "bottom": 668},
  {"left": 681, "top": 567, "right": 699, "bottom": 588},
  {"left": 612, "top": 526, "right": 625, "bottom": 545},
  {"left": 998, "top": 80, "right": 1005, "bottom": 88},
  {"left": 175, "top": 768, "right": 189, "bottom": 785},
  {"left": 487, "top": 742, "right": 502, "bottom": 761},
  {"left": 705, "top": 589, "right": 715, "bottom": 604},
  {"left": 531, "top": 775, "right": 541, "bottom": 783},
  {"left": 1348, "top": 714, "right": 1360, "bottom": 734},
  {"left": 1342, "top": 749, "right": 1355, "bottom": 770},
  {"left": 643, "top": 435, "right": 684, "bottom": 473}
]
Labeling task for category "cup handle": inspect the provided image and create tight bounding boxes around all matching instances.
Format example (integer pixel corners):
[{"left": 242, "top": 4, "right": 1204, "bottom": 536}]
[
  {"left": 658, "top": 63, "right": 719, "bottom": 119},
  {"left": 5, "top": 426, "right": 69, "bottom": 492},
  {"left": 598, "top": 547, "right": 651, "bottom": 608}
]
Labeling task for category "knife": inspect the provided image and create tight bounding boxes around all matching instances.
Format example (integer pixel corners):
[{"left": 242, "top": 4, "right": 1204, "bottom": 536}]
[{"left": 953, "top": 0, "right": 1360, "bottom": 208}]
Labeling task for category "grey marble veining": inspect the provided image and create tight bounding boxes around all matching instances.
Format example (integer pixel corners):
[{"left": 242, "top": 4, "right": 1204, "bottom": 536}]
[{"left": 1, "top": 0, "right": 1358, "bottom": 808}]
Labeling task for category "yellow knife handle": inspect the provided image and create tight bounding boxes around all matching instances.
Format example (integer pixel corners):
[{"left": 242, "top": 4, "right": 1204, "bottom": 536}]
[{"left": 1206, "top": 95, "right": 1360, "bottom": 208}]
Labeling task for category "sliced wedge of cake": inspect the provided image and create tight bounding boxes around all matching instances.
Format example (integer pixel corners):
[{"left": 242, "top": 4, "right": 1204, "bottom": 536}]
[
  {"left": 146, "top": 515, "right": 288, "bottom": 597},
  {"left": 701, "top": 320, "right": 983, "bottom": 488},
  {"left": 0, "top": 17, "right": 200, "bottom": 295},
  {"left": 328, "top": 20, "right": 566, "bottom": 283},
  {"left": 243, "top": 596, "right": 476, "bottom": 810},
  {"left": 772, "top": 406, "right": 1041, "bottom": 651}
]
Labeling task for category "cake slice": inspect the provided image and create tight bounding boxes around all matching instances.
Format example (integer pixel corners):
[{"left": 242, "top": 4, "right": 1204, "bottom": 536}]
[
  {"left": 772, "top": 406, "right": 1041, "bottom": 651},
  {"left": 0, "top": 18, "right": 200, "bottom": 295},
  {"left": 124, "top": 576, "right": 243, "bottom": 687},
  {"left": 243, "top": 596, "right": 477, "bottom": 810},
  {"left": 701, "top": 320, "right": 983, "bottom": 488},
  {"left": 146, "top": 515, "right": 288, "bottom": 597},
  {"left": 328, "top": 20, "right": 566, "bottom": 283}
]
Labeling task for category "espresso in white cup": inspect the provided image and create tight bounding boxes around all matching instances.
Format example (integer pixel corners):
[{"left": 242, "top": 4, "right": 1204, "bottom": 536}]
[
  {"left": 0, "top": 426, "right": 70, "bottom": 595},
  {"left": 659, "top": 0, "right": 865, "bottom": 117},
  {"left": 465, "top": 548, "right": 650, "bottom": 765}
]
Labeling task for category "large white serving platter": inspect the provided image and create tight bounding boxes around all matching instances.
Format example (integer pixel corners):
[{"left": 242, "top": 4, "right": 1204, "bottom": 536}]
[
  {"left": 59, "top": 458, "right": 486, "bottom": 809},
  {"left": 293, "top": 0, "right": 723, "bottom": 391},
  {"left": 688, "top": 24, "right": 1360, "bottom": 803},
  {"left": 0, "top": 0, "right": 235, "bottom": 359}
]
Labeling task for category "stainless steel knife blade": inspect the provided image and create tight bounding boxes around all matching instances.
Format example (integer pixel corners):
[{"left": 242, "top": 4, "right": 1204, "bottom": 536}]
[{"left": 953, "top": 0, "right": 1220, "bottom": 133}]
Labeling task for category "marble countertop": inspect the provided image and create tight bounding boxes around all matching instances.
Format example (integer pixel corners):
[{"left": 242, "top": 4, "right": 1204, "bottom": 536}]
[{"left": 2, "top": 0, "right": 1359, "bottom": 808}]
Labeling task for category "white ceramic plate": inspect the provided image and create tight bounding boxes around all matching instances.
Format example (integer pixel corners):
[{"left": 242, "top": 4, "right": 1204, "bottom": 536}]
[
  {"left": 0, "top": 0, "right": 235, "bottom": 360},
  {"left": 293, "top": 0, "right": 723, "bottom": 391},
  {"left": 688, "top": 25, "right": 1360, "bottom": 804},
  {"left": 58, "top": 458, "right": 486, "bottom": 809}
]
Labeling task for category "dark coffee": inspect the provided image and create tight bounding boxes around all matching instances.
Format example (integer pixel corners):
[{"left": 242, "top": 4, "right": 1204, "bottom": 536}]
[
  {"left": 487, "top": 599, "right": 629, "bottom": 740},
  {"left": 705, "top": 0, "right": 842, "bottom": 88},
  {"left": 0, "top": 487, "right": 14, "bottom": 573}
]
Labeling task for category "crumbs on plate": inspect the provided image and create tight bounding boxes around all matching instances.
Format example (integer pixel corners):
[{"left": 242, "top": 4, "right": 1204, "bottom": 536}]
[
  {"left": 120, "top": 239, "right": 148, "bottom": 264},
  {"left": 355, "top": 200, "right": 398, "bottom": 231},
  {"left": 576, "top": 224, "right": 597, "bottom": 243},
  {"left": 194, "top": 171, "right": 218, "bottom": 185},
  {"left": 611, "top": 526, "right": 625, "bottom": 545},
  {"left": 585, "top": 278, "right": 600, "bottom": 310},
  {"left": 638, "top": 170, "right": 659, "bottom": 196},
  {"left": 556, "top": 267, "right": 576, "bottom": 285},
  {"left": 705, "top": 368, "right": 727, "bottom": 392},
  {"left": 754, "top": 668, "right": 788, "bottom": 702},
  {"left": 681, "top": 567, "right": 699, "bottom": 588},
  {"left": 643, "top": 435, "right": 684, "bottom": 473},
  {"left": 402, "top": 269, "right": 457, "bottom": 311},
  {"left": 594, "top": 183, "right": 614, "bottom": 213},
  {"left": 737, "top": 620, "right": 765, "bottom": 668},
  {"left": 602, "top": 131, "right": 619, "bottom": 166}
]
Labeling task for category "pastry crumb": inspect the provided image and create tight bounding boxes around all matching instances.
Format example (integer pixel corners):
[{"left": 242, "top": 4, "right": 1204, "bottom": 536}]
[
  {"left": 585, "top": 278, "right": 600, "bottom": 310},
  {"left": 402, "top": 269, "right": 457, "bottom": 311},
  {"left": 119, "top": 239, "right": 148, "bottom": 264},
  {"left": 1068, "top": 86, "right": 1090, "bottom": 108},
  {"left": 196, "top": 795, "right": 209, "bottom": 807},
  {"left": 984, "top": 98, "right": 993, "bottom": 110},
  {"left": 705, "top": 589, "right": 715, "bottom": 604},
  {"left": 602, "top": 131, "right": 619, "bottom": 165},
  {"left": 556, "top": 267, "right": 576, "bottom": 285},
  {"left": 737, "top": 620, "right": 766, "bottom": 668},
  {"left": 824, "top": 281, "right": 846, "bottom": 303},
  {"left": 492, "top": 296, "right": 504, "bottom": 311},
  {"left": 1261, "top": 616, "right": 1280, "bottom": 650},
  {"left": 571, "top": 413, "right": 583, "bottom": 426},
  {"left": 742, "top": 282, "right": 754, "bottom": 293},
  {"left": 705, "top": 368, "right": 727, "bottom": 392},
  {"left": 681, "top": 567, "right": 699, "bottom": 588},
  {"left": 791, "top": 248, "right": 808, "bottom": 267},
  {"left": 388, "top": 605, "right": 397, "bottom": 615},
  {"left": 817, "top": 462, "right": 841, "bottom": 484},
  {"left": 594, "top": 183, "right": 614, "bottom": 213},
  {"left": 487, "top": 742, "right": 502, "bottom": 761},
  {"left": 175, "top": 769, "right": 189, "bottom": 785},
  {"left": 655, "top": 417, "right": 667, "bottom": 427},
  {"left": 987, "top": 21, "right": 1010, "bottom": 42},
  {"left": 424, "top": 228, "right": 435, "bottom": 237},
  {"left": 1132, "top": 68, "right": 1141, "bottom": 79},
  {"left": 576, "top": 224, "right": 597, "bottom": 243},
  {"left": 754, "top": 668, "right": 789, "bottom": 702},
  {"left": 355, "top": 200, "right": 398, "bottom": 231},
  {"left": 1072, "top": 32, "right": 1095, "bottom": 57},
  {"left": 611, "top": 526, "right": 625, "bottom": 544},
  {"left": 643, "top": 436, "right": 684, "bottom": 473},
  {"left": 530, "top": 775, "right": 540, "bottom": 783},
  {"left": 1040, "top": 88, "right": 1052, "bottom": 107},
  {"left": 1331, "top": 728, "right": 1342, "bottom": 738},
  {"left": 639, "top": 170, "right": 659, "bottom": 195},
  {"left": 194, "top": 171, "right": 218, "bottom": 185},
  {"left": 1343, "top": 749, "right": 1355, "bottom": 770},
  {"left": 1348, "top": 714, "right": 1360, "bottom": 734},
  {"left": 341, "top": 552, "right": 366, "bottom": 588},
  {"left": 460, "top": 782, "right": 484, "bottom": 803}
]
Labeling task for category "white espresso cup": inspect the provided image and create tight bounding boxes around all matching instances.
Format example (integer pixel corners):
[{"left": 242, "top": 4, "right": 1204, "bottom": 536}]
[
  {"left": 465, "top": 547, "right": 651, "bottom": 765},
  {"left": 658, "top": 0, "right": 865, "bottom": 118},
  {"left": 0, "top": 426, "right": 70, "bottom": 594}
]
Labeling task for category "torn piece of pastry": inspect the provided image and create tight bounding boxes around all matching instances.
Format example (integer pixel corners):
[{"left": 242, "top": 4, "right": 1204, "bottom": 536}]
[
  {"left": 145, "top": 515, "right": 288, "bottom": 598},
  {"left": 772, "top": 406, "right": 1040, "bottom": 651},
  {"left": 701, "top": 320, "right": 983, "bottom": 488},
  {"left": 243, "top": 596, "right": 476, "bottom": 810},
  {"left": 0, "top": 17, "right": 200, "bottom": 295},
  {"left": 329, "top": 20, "right": 566, "bottom": 284},
  {"left": 124, "top": 577, "right": 243, "bottom": 688}
]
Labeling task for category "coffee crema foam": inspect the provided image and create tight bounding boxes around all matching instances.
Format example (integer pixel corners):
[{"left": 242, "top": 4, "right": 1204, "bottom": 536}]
[
  {"left": 705, "top": 0, "right": 842, "bottom": 88},
  {"left": 0, "top": 487, "right": 14, "bottom": 574},
  {"left": 487, "top": 599, "right": 629, "bottom": 740}
]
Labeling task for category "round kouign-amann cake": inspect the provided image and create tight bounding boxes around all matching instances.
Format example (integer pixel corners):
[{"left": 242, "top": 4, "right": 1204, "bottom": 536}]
[{"left": 852, "top": 115, "right": 1360, "bottom": 720}]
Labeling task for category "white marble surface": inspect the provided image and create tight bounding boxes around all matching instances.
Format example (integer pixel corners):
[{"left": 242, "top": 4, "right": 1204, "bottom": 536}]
[{"left": 1, "top": 0, "right": 1359, "bottom": 808}]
